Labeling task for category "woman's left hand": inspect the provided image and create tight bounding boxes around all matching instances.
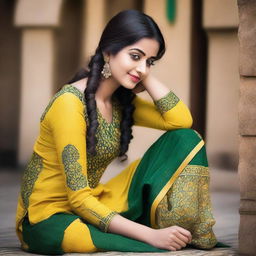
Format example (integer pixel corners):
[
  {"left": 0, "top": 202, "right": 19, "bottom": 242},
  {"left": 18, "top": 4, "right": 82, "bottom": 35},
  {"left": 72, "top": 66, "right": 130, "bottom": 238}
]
[
  {"left": 132, "top": 82, "right": 146, "bottom": 94},
  {"left": 133, "top": 74, "right": 170, "bottom": 101}
]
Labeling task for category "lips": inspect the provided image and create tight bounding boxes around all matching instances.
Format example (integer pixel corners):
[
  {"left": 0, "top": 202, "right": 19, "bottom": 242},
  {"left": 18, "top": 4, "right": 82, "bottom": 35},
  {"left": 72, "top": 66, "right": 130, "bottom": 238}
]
[{"left": 128, "top": 73, "right": 140, "bottom": 83}]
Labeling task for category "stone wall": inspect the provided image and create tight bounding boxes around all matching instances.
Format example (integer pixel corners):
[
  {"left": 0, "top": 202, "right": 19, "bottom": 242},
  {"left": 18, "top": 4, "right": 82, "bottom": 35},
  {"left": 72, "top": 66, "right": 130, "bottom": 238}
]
[{"left": 237, "top": 0, "right": 256, "bottom": 255}]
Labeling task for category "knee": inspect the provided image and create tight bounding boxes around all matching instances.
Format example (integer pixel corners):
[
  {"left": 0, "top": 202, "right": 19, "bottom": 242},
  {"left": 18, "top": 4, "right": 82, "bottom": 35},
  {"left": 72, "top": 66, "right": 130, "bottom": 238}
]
[
  {"left": 62, "top": 219, "right": 97, "bottom": 253},
  {"left": 164, "top": 128, "right": 203, "bottom": 142}
]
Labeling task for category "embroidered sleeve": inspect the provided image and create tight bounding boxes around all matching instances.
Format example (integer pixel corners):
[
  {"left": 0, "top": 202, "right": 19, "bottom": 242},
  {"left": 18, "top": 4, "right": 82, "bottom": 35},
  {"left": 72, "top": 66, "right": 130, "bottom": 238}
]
[
  {"left": 132, "top": 94, "right": 193, "bottom": 130},
  {"left": 62, "top": 144, "right": 87, "bottom": 191},
  {"left": 48, "top": 93, "right": 117, "bottom": 232},
  {"left": 154, "top": 91, "right": 180, "bottom": 114},
  {"left": 21, "top": 152, "right": 43, "bottom": 209}
]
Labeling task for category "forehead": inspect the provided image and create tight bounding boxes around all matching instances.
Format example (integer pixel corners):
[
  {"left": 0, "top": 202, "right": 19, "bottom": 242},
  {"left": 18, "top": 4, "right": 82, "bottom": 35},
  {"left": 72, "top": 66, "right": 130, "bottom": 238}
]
[{"left": 125, "top": 38, "right": 159, "bottom": 57}]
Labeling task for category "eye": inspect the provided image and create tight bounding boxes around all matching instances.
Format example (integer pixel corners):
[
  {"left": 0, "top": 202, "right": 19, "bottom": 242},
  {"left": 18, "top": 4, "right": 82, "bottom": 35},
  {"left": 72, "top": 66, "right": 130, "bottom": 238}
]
[
  {"left": 130, "top": 53, "right": 140, "bottom": 61},
  {"left": 147, "top": 59, "right": 156, "bottom": 66}
]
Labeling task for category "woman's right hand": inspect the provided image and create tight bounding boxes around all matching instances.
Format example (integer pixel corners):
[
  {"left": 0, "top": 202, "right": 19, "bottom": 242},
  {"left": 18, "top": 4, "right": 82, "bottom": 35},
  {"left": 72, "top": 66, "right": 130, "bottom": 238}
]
[{"left": 147, "top": 226, "right": 192, "bottom": 251}]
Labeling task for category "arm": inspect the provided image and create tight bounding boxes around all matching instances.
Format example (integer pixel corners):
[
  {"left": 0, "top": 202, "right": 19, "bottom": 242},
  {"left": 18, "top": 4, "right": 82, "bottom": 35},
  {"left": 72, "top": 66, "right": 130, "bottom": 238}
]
[
  {"left": 108, "top": 214, "right": 192, "bottom": 251},
  {"left": 133, "top": 74, "right": 193, "bottom": 130},
  {"left": 140, "top": 73, "right": 170, "bottom": 101},
  {"left": 47, "top": 93, "right": 117, "bottom": 232}
]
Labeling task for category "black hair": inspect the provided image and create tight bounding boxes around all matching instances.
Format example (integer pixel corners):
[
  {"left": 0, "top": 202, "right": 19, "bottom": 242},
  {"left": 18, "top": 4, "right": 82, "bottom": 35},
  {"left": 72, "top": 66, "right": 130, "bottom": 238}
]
[{"left": 69, "top": 9, "right": 166, "bottom": 159}]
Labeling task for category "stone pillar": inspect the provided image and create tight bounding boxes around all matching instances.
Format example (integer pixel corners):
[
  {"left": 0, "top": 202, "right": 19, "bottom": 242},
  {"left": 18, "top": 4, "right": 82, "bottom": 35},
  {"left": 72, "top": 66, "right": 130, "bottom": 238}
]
[
  {"left": 18, "top": 30, "right": 55, "bottom": 164},
  {"left": 80, "top": 0, "right": 106, "bottom": 63},
  {"left": 14, "top": 0, "right": 63, "bottom": 165},
  {"left": 203, "top": 0, "right": 239, "bottom": 170},
  {"left": 237, "top": 0, "right": 256, "bottom": 255}
]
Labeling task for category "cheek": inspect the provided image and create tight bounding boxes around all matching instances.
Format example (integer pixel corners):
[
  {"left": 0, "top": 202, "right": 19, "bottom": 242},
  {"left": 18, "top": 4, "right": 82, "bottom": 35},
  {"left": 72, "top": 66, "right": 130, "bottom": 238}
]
[{"left": 111, "top": 55, "right": 133, "bottom": 74}]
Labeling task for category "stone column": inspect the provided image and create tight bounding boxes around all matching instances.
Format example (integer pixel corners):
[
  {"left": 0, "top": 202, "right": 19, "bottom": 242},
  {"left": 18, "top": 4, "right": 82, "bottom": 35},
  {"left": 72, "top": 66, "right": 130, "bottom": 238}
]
[
  {"left": 237, "top": 0, "right": 256, "bottom": 255},
  {"left": 203, "top": 0, "right": 239, "bottom": 169},
  {"left": 80, "top": 0, "right": 106, "bottom": 63},
  {"left": 14, "top": 0, "right": 63, "bottom": 165}
]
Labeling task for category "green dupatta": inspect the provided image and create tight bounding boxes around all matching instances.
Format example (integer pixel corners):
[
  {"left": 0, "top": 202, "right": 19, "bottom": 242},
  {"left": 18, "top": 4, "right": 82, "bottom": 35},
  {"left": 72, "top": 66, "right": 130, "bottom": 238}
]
[{"left": 87, "top": 129, "right": 206, "bottom": 251}]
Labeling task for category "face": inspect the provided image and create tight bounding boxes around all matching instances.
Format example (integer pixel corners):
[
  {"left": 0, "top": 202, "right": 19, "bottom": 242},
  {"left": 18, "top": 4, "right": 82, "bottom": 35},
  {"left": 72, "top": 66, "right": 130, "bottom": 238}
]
[{"left": 106, "top": 38, "right": 159, "bottom": 89}]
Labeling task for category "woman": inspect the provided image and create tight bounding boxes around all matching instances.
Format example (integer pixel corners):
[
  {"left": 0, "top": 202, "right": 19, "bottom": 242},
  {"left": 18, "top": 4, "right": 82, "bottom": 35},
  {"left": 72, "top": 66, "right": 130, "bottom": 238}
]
[{"left": 16, "top": 10, "right": 217, "bottom": 254}]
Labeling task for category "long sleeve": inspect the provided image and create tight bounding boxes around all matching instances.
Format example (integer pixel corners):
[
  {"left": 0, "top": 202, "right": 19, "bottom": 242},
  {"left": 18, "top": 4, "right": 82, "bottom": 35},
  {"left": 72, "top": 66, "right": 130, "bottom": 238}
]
[
  {"left": 46, "top": 92, "right": 117, "bottom": 232},
  {"left": 133, "top": 91, "right": 193, "bottom": 130}
]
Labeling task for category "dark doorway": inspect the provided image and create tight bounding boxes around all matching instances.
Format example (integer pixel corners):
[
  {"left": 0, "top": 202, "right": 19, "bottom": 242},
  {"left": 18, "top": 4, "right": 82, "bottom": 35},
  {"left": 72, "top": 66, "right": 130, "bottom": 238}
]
[
  {"left": 0, "top": 0, "right": 21, "bottom": 168},
  {"left": 190, "top": 0, "right": 208, "bottom": 138}
]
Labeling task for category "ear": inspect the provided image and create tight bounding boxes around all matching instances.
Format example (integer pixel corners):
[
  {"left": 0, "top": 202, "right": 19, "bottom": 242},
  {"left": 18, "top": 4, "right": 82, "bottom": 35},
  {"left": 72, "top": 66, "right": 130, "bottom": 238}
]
[{"left": 102, "top": 52, "right": 110, "bottom": 62}]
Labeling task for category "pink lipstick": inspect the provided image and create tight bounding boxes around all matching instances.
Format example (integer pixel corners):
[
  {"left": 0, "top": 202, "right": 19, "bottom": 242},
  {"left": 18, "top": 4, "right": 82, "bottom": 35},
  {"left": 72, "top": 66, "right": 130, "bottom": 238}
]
[{"left": 128, "top": 73, "right": 140, "bottom": 83}]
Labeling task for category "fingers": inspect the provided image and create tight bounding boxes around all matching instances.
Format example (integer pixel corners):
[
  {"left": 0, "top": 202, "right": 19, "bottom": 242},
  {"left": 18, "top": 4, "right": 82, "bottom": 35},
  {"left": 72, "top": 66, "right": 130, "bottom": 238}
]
[
  {"left": 169, "top": 232, "right": 187, "bottom": 249},
  {"left": 169, "top": 241, "right": 182, "bottom": 251},
  {"left": 173, "top": 226, "right": 192, "bottom": 243},
  {"left": 169, "top": 246, "right": 177, "bottom": 251},
  {"left": 132, "top": 83, "right": 145, "bottom": 94},
  {"left": 166, "top": 226, "right": 192, "bottom": 251},
  {"left": 174, "top": 231, "right": 190, "bottom": 245},
  {"left": 152, "top": 226, "right": 192, "bottom": 251}
]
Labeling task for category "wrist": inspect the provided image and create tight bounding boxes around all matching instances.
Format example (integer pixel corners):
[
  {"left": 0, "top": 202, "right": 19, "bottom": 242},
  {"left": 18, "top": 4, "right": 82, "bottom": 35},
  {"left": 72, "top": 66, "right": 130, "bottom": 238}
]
[
  {"left": 144, "top": 227, "right": 156, "bottom": 245},
  {"left": 141, "top": 74, "right": 154, "bottom": 88},
  {"left": 132, "top": 225, "right": 155, "bottom": 245}
]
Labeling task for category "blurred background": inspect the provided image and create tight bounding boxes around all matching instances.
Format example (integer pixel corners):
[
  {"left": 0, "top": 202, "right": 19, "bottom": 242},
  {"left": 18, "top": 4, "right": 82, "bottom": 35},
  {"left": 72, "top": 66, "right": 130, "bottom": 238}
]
[
  {"left": 0, "top": 0, "right": 240, "bottom": 251},
  {"left": 0, "top": 0, "right": 239, "bottom": 174},
  {"left": 0, "top": 0, "right": 239, "bottom": 182}
]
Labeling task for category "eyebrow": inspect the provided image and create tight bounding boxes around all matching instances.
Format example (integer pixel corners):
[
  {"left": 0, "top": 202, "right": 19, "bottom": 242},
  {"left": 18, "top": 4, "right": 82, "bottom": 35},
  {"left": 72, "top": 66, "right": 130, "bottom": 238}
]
[{"left": 129, "top": 48, "right": 157, "bottom": 59}]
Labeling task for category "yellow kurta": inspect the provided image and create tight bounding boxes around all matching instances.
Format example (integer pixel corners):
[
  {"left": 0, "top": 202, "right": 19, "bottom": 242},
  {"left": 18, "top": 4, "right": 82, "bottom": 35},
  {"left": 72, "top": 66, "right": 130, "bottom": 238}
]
[{"left": 16, "top": 84, "right": 215, "bottom": 252}]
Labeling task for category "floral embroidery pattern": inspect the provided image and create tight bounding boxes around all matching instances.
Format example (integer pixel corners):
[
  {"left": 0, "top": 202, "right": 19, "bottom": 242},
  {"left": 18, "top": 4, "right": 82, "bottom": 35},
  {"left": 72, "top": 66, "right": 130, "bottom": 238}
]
[
  {"left": 21, "top": 152, "right": 43, "bottom": 209},
  {"left": 99, "top": 212, "right": 117, "bottom": 232},
  {"left": 154, "top": 91, "right": 179, "bottom": 114},
  {"left": 62, "top": 144, "right": 87, "bottom": 191},
  {"left": 85, "top": 99, "right": 122, "bottom": 188},
  {"left": 86, "top": 208, "right": 117, "bottom": 232},
  {"left": 40, "top": 84, "right": 85, "bottom": 122},
  {"left": 156, "top": 165, "right": 217, "bottom": 249}
]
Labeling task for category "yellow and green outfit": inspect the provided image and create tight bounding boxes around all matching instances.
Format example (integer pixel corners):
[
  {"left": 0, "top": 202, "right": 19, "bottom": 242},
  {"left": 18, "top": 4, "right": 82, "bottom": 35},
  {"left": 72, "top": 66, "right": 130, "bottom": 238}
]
[{"left": 16, "top": 84, "right": 218, "bottom": 254}]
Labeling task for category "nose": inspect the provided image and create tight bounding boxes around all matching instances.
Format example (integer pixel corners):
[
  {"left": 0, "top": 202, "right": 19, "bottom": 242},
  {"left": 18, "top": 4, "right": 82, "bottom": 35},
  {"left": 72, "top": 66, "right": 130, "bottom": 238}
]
[{"left": 136, "top": 60, "right": 147, "bottom": 76}]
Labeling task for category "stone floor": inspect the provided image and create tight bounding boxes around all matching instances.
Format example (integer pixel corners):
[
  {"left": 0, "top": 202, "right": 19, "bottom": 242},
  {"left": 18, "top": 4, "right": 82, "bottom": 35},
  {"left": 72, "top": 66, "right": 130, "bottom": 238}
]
[{"left": 0, "top": 169, "right": 240, "bottom": 255}]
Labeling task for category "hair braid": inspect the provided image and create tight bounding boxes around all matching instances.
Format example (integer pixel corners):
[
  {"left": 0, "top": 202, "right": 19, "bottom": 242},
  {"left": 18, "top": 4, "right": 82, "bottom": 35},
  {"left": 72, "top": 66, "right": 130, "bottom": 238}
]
[
  {"left": 85, "top": 48, "right": 104, "bottom": 155},
  {"left": 114, "top": 87, "right": 136, "bottom": 160}
]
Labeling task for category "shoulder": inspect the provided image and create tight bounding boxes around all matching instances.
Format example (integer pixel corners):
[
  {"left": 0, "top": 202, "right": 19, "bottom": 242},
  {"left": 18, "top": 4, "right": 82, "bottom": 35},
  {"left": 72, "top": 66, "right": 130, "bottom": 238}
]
[
  {"left": 70, "top": 78, "right": 87, "bottom": 94},
  {"left": 40, "top": 83, "right": 86, "bottom": 122}
]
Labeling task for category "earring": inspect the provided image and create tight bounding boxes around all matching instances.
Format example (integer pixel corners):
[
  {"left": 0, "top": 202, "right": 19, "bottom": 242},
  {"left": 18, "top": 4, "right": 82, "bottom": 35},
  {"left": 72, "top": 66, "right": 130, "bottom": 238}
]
[{"left": 101, "top": 58, "right": 112, "bottom": 79}]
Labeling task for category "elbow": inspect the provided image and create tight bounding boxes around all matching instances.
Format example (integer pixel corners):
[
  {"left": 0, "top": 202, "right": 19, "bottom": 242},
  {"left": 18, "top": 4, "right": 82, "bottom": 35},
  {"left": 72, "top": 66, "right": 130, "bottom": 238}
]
[
  {"left": 178, "top": 108, "right": 193, "bottom": 128},
  {"left": 68, "top": 195, "right": 83, "bottom": 211},
  {"left": 183, "top": 113, "right": 193, "bottom": 128},
  {"left": 161, "top": 103, "right": 193, "bottom": 130},
  {"left": 68, "top": 189, "right": 92, "bottom": 210},
  {"left": 164, "top": 114, "right": 193, "bottom": 130},
  {"left": 178, "top": 102, "right": 193, "bottom": 128}
]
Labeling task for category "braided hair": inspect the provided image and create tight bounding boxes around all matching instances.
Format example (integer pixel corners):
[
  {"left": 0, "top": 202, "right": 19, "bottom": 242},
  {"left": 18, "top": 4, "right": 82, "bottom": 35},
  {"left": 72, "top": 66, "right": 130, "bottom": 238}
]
[{"left": 69, "top": 10, "right": 166, "bottom": 159}]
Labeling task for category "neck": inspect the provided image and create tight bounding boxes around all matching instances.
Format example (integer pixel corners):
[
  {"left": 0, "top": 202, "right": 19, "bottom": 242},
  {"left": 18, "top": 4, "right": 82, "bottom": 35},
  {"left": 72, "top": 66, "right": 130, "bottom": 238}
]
[{"left": 95, "top": 77, "right": 120, "bottom": 103}]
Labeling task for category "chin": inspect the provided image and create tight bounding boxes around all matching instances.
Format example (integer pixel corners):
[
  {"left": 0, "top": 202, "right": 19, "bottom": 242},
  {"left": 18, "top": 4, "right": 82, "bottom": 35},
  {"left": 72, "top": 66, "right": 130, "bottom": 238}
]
[
  {"left": 117, "top": 80, "right": 134, "bottom": 89},
  {"left": 123, "top": 84, "right": 137, "bottom": 90}
]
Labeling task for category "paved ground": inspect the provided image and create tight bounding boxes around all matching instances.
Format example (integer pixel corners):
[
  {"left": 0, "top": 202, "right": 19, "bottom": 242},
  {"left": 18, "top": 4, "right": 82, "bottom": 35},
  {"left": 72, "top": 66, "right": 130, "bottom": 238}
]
[{"left": 0, "top": 169, "right": 240, "bottom": 255}]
